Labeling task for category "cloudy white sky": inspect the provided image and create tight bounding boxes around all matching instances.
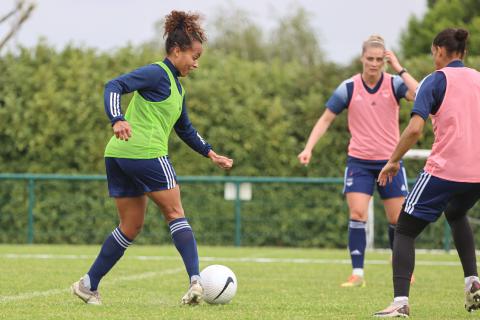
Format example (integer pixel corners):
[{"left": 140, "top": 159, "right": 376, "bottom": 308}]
[{"left": 0, "top": 0, "right": 427, "bottom": 64}]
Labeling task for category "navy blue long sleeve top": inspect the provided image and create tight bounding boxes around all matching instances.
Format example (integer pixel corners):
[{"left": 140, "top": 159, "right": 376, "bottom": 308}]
[{"left": 103, "top": 58, "right": 212, "bottom": 157}]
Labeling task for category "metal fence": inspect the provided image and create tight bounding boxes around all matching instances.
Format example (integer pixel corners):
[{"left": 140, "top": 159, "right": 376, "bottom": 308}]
[{"left": 0, "top": 173, "right": 473, "bottom": 250}]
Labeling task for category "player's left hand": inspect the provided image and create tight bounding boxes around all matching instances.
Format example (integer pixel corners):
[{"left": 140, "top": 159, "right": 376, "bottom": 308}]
[
  {"left": 384, "top": 50, "right": 402, "bottom": 73},
  {"left": 378, "top": 161, "right": 400, "bottom": 186},
  {"left": 208, "top": 150, "right": 233, "bottom": 170}
]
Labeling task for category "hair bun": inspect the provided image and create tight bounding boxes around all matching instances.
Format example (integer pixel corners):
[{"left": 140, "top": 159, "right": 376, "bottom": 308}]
[
  {"left": 362, "top": 34, "right": 385, "bottom": 53},
  {"left": 454, "top": 29, "right": 469, "bottom": 42},
  {"left": 367, "top": 34, "right": 385, "bottom": 46}
]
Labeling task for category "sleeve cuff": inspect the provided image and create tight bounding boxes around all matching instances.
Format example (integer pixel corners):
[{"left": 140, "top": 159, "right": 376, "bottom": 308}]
[
  {"left": 325, "top": 104, "right": 342, "bottom": 115},
  {"left": 410, "top": 111, "right": 428, "bottom": 120},
  {"left": 203, "top": 146, "right": 212, "bottom": 158},
  {"left": 111, "top": 116, "right": 125, "bottom": 126}
]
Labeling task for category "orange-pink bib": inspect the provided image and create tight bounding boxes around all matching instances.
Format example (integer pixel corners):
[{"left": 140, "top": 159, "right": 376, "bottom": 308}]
[{"left": 348, "top": 73, "right": 400, "bottom": 160}]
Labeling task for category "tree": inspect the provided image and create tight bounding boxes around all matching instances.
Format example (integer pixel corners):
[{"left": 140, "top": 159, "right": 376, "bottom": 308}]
[
  {"left": 208, "top": 7, "right": 268, "bottom": 61},
  {"left": 147, "top": 7, "right": 324, "bottom": 65},
  {"left": 0, "top": 0, "right": 35, "bottom": 51},
  {"left": 268, "top": 8, "right": 324, "bottom": 66},
  {"left": 400, "top": 0, "right": 480, "bottom": 58}
]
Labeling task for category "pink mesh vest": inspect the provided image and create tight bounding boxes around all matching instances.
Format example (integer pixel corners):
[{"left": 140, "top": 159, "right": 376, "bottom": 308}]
[
  {"left": 348, "top": 73, "right": 400, "bottom": 160},
  {"left": 424, "top": 67, "right": 480, "bottom": 182}
]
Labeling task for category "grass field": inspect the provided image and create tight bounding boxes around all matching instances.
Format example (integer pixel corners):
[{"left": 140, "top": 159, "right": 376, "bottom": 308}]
[{"left": 0, "top": 245, "right": 477, "bottom": 319}]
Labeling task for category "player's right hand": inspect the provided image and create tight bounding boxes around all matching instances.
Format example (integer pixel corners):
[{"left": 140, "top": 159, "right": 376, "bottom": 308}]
[
  {"left": 113, "top": 120, "right": 132, "bottom": 141},
  {"left": 378, "top": 161, "right": 400, "bottom": 186},
  {"left": 297, "top": 149, "right": 312, "bottom": 166}
]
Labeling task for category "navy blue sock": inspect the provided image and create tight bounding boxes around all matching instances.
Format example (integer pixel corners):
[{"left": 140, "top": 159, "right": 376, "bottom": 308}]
[
  {"left": 87, "top": 227, "right": 132, "bottom": 290},
  {"left": 388, "top": 224, "right": 396, "bottom": 250},
  {"left": 348, "top": 219, "right": 366, "bottom": 269},
  {"left": 169, "top": 218, "right": 199, "bottom": 281}
]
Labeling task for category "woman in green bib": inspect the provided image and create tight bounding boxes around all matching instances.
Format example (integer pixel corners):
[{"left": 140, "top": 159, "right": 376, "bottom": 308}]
[{"left": 72, "top": 10, "right": 233, "bottom": 305}]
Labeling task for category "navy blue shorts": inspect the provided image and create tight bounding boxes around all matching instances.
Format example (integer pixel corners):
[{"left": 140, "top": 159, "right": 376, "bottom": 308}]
[
  {"left": 404, "top": 171, "right": 480, "bottom": 222},
  {"left": 105, "top": 156, "right": 177, "bottom": 197},
  {"left": 343, "top": 156, "right": 408, "bottom": 199}
]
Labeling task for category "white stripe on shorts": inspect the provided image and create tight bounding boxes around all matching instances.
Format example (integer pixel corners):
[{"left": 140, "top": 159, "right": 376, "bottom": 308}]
[
  {"left": 405, "top": 172, "right": 427, "bottom": 212},
  {"left": 405, "top": 172, "right": 427, "bottom": 213},
  {"left": 401, "top": 167, "right": 409, "bottom": 192},
  {"left": 342, "top": 166, "right": 349, "bottom": 194},
  {"left": 158, "top": 156, "right": 176, "bottom": 189},
  {"left": 157, "top": 158, "right": 171, "bottom": 189},
  {"left": 160, "top": 157, "right": 175, "bottom": 186},
  {"left": 405, "top": 172, "right": 431, "bottom": 214},
  {"left": 162, "top": 157, "right": 176, "bottom": 189}
]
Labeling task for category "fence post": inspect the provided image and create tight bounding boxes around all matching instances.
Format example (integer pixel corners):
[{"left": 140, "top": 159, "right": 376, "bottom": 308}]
[
  {"left": 366, "top": 197, "right": 374, "bottom": 249},
  {"left": 27, "top": 178, "right": 35, "bottom": 244},
  {"left": 443, "top": 218, "right": 451, "bottom": 252},
  {"left": 234, "top": 182, "right": 242, "bottom": 247}
]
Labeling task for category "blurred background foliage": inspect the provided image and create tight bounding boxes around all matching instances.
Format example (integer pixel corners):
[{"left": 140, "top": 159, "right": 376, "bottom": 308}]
[{"left": 1, "top": 3, "right": 480, "bottom": 247}]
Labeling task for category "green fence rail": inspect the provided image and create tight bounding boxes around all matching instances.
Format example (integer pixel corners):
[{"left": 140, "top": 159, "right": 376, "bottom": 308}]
[{"left": 0, "top": 173, "right": 456, "bottom": 250}]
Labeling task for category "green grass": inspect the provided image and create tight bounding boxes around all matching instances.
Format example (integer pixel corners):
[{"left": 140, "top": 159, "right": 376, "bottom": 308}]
[{"left": 0, "top": 245, "right": 475, "bottom": 319}]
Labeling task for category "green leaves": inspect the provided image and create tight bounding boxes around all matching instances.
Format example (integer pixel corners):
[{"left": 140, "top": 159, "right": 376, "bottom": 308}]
[
  {"left": 2, "top": 5, "right": 479, "bottom": 247},
  {"left": 401, "top": 0, "right": 480, "bottom": 58}
]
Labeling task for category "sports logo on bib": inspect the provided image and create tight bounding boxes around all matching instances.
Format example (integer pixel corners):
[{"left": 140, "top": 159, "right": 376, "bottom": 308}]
[{"left": 381, "top": 90, "right": 391, "bottom": 98}]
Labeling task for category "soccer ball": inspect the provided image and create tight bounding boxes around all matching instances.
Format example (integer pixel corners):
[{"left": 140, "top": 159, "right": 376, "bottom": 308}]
[{"left": 200, "top": 264, "right": 237, "bottom": 304}]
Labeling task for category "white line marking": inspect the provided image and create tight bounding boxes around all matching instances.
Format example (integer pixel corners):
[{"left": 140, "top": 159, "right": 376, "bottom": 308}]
[
  {"left": 1, "top": 253, "right": 461, "bottom": 266},
  {"left": 0, "top": 288, "right": 68, "bottom": 303},
  {"left": 0, "top": 252, "right": 463, "bottom": 303},
  {"left": 0, "top": 267, "right": 182, "bottom": 303}
]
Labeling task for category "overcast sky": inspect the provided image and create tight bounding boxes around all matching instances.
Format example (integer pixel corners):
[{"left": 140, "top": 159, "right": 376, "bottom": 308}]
[{"left": 0, "top": 0, "right": 427, "bottom": 65}]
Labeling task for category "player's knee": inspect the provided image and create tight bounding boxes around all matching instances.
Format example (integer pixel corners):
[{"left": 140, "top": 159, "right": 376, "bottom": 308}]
[
  {"left": 349, "top": 208, "right": 367, "bottom": 221},
  {"left": 387, "top": 214, "right": 399, "bottom": 225},
  {"left": 395, "top": 211, "right": 429, "bottom": 239},
  {"left": 444, "top": 207, "right": 468, "bottom": 223},
  {"left": 120, "top": 223, "right": 144, "bottom": 240},
  {"left": 163, "top": 207, "right": 185, "bottom": 222}
]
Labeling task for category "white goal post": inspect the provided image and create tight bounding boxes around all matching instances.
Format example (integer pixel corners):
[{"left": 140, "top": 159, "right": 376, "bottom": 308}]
[{"left": 366, "top": 149, "right": 431, "bottom": 249}]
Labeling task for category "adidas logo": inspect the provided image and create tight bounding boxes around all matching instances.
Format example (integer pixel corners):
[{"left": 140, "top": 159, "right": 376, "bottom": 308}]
[{"left": 350, "top": 250, "right": 363, "bottom": 256}]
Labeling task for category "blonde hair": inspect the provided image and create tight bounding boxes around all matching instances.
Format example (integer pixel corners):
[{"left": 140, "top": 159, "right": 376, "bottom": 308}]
[{"left": 362, "top": 34, "right": 385, "bottom": 54}]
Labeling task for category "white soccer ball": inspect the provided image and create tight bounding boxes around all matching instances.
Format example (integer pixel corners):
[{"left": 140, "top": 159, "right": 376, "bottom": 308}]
[{"left": 200, "top": 264, "right": 237, "bottom": 304}]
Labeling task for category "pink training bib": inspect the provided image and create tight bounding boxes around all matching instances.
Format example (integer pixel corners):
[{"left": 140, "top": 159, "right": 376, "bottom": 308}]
[
  {"left": 424, "top": 67, "right": 480, "bottom": 182},
  {"left": 347, "top": 73, "right": 400, "bottom": 160}
]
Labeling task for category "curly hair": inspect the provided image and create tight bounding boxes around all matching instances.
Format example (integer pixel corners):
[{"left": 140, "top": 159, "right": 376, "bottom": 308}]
[{"left": 164, "top": 10, "right": 207, "bottom": 54}]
